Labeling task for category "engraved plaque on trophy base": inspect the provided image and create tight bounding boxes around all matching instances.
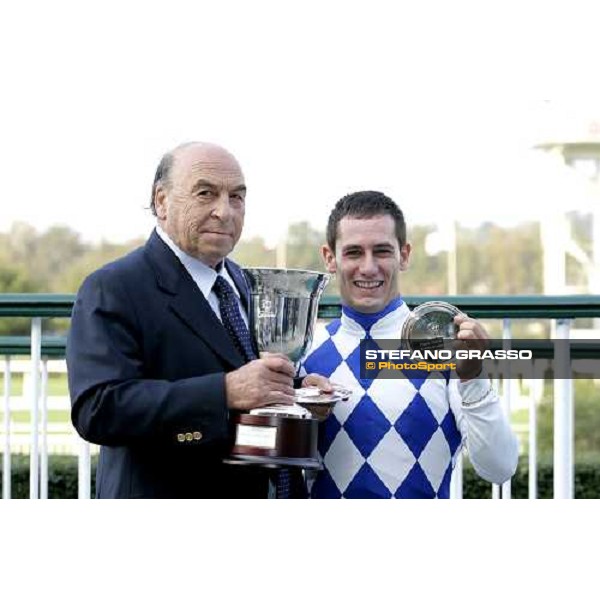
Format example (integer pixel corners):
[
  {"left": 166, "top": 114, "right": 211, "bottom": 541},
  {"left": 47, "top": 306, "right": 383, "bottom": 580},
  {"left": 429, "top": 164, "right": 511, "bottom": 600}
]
[
  {"left": 226, "top": 386, "right": 350, "bottom": 469},
  {"left": 228, "top": 412, "right": 321, "bottom": 470}
]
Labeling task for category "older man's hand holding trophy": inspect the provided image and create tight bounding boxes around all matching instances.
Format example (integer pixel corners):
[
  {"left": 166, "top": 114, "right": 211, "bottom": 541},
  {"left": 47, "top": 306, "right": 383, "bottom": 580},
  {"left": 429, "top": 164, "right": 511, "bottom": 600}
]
[{"left": 228, "top": 268, "right": 350, "bottom": 469}]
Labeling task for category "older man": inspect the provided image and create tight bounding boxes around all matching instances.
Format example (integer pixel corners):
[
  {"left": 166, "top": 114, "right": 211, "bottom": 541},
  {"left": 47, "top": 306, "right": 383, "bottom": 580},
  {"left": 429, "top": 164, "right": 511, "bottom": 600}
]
[{"left": 67, "top": 142, "right": 300, "bottom": 498}]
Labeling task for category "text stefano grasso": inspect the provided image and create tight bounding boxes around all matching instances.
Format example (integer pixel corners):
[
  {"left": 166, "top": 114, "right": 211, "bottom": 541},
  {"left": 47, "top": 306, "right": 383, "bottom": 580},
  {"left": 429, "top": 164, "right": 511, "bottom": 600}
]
[{"left": 364, "top": 348, "right": 533, "bottom": 361}]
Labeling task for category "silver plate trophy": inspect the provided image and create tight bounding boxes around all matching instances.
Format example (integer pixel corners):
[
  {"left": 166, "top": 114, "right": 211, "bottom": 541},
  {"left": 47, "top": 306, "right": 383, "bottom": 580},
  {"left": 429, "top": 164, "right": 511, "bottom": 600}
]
[
  {"left": 228, "top": 268, "right": 349, "bottom": 469},
  {"left": 401, "top": 300, "right": 461, "bottom": 352}
]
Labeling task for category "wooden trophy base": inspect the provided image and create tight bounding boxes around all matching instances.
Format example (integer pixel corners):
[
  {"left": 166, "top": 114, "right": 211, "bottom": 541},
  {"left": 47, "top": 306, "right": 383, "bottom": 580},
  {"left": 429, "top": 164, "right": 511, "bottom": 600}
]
[{"left": 226, "top": 412, "right": 321, "bottom": 470}]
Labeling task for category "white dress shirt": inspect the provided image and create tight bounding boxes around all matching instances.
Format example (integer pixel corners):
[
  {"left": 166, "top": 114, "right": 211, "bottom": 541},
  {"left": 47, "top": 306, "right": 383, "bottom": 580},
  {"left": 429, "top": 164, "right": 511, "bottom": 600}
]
[{"left": 155, "top": 226, "right": 248, "bottom": 326}]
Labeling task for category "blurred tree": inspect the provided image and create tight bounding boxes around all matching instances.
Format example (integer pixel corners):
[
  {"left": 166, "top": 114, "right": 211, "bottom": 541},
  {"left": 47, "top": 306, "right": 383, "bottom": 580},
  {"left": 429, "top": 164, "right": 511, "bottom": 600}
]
[
  {"left": 401, "top": 225, "right": 446, "bottom": 295},
  {"left": 0, "top": 217, "right": 552, "bottom": 334},
  {"left": 230, "top": 236, "right": 276, "bottom": 267},
  {"left": 458, "top": 222, "right": 542, "bottom": 294},
  {"left": 0, "top": 220, "right": 545, "bottom": 297},
  {"left": 33, "top": 226, "right": 87, "bottom": 288},
  {"left": 0, "top": 261, "right": 37, "bottom": 335},
  {"left": 54, "top": 239, "right": 144, "bottom": 293},
  {"left": 0, "top": 223, "right": 87, "bottom": 291},
  {"left": 0, "top": 222, "right": 38, "bottom": 265},
  {"left": 285, "top": 221, "right": 325, "bottom": 271},
  {"left": 0, "top": 262, "right": 36, "bottom": 294}
]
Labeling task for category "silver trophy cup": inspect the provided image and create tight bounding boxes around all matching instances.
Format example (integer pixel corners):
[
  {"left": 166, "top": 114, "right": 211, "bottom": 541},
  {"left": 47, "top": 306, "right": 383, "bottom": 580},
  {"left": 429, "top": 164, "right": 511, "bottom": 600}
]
[
  {"left": 245, "top": 268, "right": 329, "bottom": 367},
  {"left": 228, "top": 268, "right": 330, "bottom": 469}
]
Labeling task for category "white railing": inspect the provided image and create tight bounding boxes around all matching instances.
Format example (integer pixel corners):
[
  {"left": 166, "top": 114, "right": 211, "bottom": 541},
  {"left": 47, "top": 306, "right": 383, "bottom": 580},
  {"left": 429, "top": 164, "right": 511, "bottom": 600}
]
[
  {"left": 3, "top": 356, "right": 11, "bottom": 499},
  {"left": 0, "top": 296, "right": 593, "bottom": 499},
  {"left": 449, "top": 315, "right": 575, "bottom": 500},
  {"left": 1, "top": 323, "right": 94, "bottom": 500},
  {"left": 554, "top": 319, "right": 574, "bottom": 499}
]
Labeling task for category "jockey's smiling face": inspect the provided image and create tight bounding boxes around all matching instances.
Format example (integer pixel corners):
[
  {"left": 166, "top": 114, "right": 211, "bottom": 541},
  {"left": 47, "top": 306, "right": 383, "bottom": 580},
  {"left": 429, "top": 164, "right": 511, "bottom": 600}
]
[{"left": 322, "top": 214, "right": 411, "bottom": 314}]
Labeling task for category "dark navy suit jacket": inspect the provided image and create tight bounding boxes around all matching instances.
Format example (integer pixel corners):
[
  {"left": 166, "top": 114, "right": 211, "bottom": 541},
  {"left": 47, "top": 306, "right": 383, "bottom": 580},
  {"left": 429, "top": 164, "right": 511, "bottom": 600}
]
[{"left": 67, "top": 230, "right": 270, "bottom": 498}]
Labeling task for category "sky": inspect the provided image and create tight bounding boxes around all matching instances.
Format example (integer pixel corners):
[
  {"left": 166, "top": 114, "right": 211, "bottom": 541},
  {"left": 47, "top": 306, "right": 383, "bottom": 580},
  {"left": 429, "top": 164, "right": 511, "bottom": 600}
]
[{"left": 2, "top": 1, "right": 600, "bottom": 247}]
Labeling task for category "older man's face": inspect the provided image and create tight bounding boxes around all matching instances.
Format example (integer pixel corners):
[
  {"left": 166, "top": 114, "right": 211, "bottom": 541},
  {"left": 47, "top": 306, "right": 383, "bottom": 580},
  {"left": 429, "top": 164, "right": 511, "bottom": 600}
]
[{"left": 156, "top": 145, "right": 246, "bottom": 267}]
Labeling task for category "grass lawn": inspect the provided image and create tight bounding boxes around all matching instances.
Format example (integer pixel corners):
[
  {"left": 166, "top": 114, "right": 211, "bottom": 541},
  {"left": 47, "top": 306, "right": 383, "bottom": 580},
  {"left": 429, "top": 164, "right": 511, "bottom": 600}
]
[
  {"left": 0, "top": 373, "right": 69, "bottom": 396},
  {"left": 1, "top": 410, "right": 71, "bottom": 424}
]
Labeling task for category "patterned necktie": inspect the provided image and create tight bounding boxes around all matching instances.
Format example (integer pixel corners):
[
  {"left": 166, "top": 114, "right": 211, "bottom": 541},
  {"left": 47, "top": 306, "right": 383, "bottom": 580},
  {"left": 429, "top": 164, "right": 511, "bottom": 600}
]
[
  {"left": 213, "top": 274, "right": 293, "bottom": 498},
  {"left": 212, "top": 275, "right": 257, "bottom": 362}
]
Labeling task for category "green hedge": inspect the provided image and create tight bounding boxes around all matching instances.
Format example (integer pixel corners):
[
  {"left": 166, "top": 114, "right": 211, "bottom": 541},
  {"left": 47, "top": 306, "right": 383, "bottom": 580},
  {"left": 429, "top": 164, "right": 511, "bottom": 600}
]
[
  {"left": 463, "top": 455, "right": 600, "bottom": 499},
  {"left": 0, "top": 454, "right": 97, "bottom": 499},
  {"left": 1, "top": 454, "right": 599, "bottom": 498}
]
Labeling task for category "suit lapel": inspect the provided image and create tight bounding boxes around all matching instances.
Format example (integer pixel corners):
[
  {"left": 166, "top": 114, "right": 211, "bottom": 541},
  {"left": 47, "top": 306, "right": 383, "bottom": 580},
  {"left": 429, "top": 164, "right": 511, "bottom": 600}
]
[
  {"left": 144, "top": 231, "right": 245, "bottom": 369},
  {"left": 169, "top": 285, "right": 245, "bottom": 369}
]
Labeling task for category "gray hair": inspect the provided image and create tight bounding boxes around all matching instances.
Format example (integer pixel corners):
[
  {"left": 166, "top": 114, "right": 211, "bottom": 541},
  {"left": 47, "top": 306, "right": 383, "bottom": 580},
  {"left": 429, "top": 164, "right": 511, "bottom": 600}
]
[
  {"left": 149, "top": 151, "right": 174, "bottom": 216},
  {"left": 149, "top": 142, "right": 199, "bottom": 216}
]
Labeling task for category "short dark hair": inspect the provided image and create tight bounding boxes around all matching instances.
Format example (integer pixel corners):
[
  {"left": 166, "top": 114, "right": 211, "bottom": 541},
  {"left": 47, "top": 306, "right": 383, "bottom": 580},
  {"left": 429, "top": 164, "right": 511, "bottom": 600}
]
[
  {"left": 149, "top": 151, "right": 175, "bottom": 216},
  {"left": 326, "top": 190, "right": 407, "bottom": 251}
]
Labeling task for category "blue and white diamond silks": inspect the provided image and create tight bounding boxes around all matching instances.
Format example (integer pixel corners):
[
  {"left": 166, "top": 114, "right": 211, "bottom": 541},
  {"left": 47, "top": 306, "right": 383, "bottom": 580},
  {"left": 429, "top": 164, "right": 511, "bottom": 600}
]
[{"left": 301, "top": 297, "right": 463, "bottom": 499}]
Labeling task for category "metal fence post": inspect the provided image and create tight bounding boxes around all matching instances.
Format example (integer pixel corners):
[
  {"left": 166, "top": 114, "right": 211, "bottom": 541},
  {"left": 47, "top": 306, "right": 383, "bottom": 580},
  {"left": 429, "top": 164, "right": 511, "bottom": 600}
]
[
  {"left": 501, "top": 318, "right": 512, "bottom": 499},
  {"left": 40, "top": 358, "right": 49, "bottom": 500},
  {"left": 554, "top": 319, "right": 573, "bottom": 499},
  {"left": 2, "top": 356, "right": 11, "bottom": 499},
  {"left": 30, "top": 317, "right": 41, "bottom": 500},
  {"left": 529, "top": 369, "right": 544, "bottom": 499}
]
